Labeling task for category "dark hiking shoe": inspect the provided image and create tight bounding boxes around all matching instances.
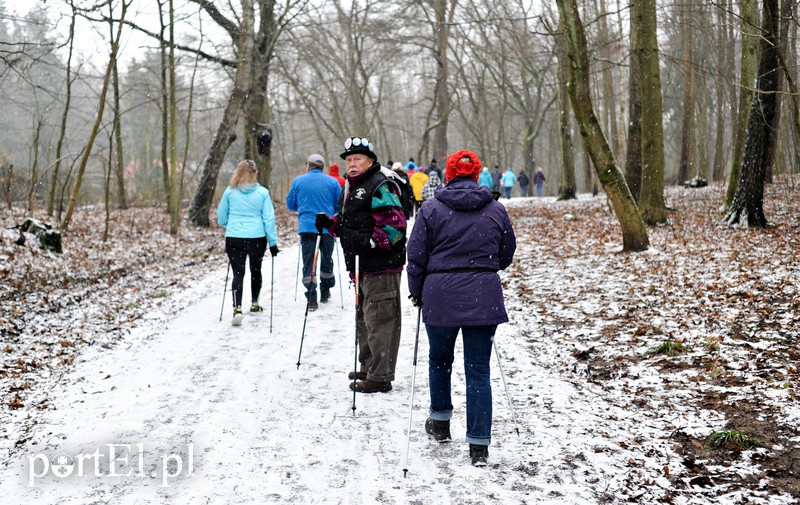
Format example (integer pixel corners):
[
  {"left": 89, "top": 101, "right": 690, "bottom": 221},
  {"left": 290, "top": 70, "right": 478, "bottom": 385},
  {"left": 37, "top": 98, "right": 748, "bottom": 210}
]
[
  {"left": 425, "top": 418, "right": 452, "bottom": 443},
  {"left": 307, "top": 299, "right": 318, "bottom": 311},
  {"left": 348, "top": 371, "right": 367, "bottom": 381},
  {"left": 469, "top": 444, "right": 489, "bottom": 467},
  {"left": 321, "top": 290, "right": 331, "bottom": 303},
  {"left": 349, "top": 379, "right": 392, "bottom": 393},
  {"left": 232, "top": 307, "right": 243, "bottom": 327},
  {"left": 249, "top": 304, "right": 264, "bottom": 313}
]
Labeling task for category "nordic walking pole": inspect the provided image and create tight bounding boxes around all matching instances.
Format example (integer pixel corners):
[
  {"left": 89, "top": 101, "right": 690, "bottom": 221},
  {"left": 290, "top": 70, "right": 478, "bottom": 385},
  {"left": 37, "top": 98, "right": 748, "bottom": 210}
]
[
  {"left": 402, "top": 306, "right": 423, "bottom": 478},
  {"left": 351, "top": 255, "right": 360, "bottom": 415},
  {"left": 269, "top": 255, "right": 275, "bottom": 333},
  {"left": 218, "top": 261, "right": 231, "bottom": 322},
  {"left": 494, "top": 341, "right": 521, "bottom": 436},
  {"left": 296, "top": 234, "right": 321, "bottom": 369},
  {"left": 294, "top": 245, "right": 301, "bottom": 302},
  {"left": 335, "top": 238, "right": 344, "bottom": 309}
]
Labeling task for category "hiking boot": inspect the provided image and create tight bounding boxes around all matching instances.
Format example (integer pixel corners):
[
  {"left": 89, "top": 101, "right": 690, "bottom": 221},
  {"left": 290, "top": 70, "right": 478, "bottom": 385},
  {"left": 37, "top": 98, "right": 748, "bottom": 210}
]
[
  {"left": 348, "top": 371, "right": 367, "bottom": 381},
  {"left": 308, "top": 299, "right": 319, "bottom": 312},
  {"left": 232, "top": 307, "right": 243, "bottom": 326},
  {"left": 349, "top": 379, "right": 392, "bottom": 393},
  {"left": 249, "top": 304, "right": 264, "bottom": 313},
  {"left": 321, "top": 290, "right": 331, "bottom": 303},
  {"left": 425, "top": 418, "right": 452, "bottom": 443},
  {"left": 469, "top": 444, "right": 489, "bottom": 467}
]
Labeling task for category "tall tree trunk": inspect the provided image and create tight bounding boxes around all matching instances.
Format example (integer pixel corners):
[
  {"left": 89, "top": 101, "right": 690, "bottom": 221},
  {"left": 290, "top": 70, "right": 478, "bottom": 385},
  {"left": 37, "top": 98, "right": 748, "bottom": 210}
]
[
  {"left": 636, "top": 0, "right": 668, "bottom": 224},
  {"left": 61, "top": 2, "right": 128, "bottom": 231},
  {"left": 556, "top": 22, "right": 577, "bottom": 201},
  {"left": 111, "top": 1, "right": 127, "bottom": 210},
  {"left": 187, "top": 0, "right": 255, "bottom": 227},
  {"left": 711, "top": 2, "right": 728, "bottom": 182},
  {"left": 244, "top": 0, "right": 278, "bottom": 189},
  {"left": 725, "top": 0, "right": 758, "bottom": 207},
  {"left": 624, "top": 0, "right": 642, "bottom": 202},
  {"left": 764, "top": 0, "right": 791, "bottom": 182},
  {"left": 726, "top": 0, "right": 780, "bottom": 227},
  {"left": 555, "top": 0, "right": 649, "bottom": 251},
  {"left": 168, "top": 0, "right": 180, "bottom": 235},
  {"left": 597, "top": 0, "right": 620, "bottom": 155},
  {"left": 677, "top": 3, "right": 695, "bottom": 184},
  {"left": 158, "top": 0, "right": 171, "bottom": 212},
  {"left": 47, "top": 0, "right": 76, "bottom": 216},
  {"left": 431, "top": 0, "right": 456, "bottom": 163},
  {"left": 27, "top": 117, "right": 42, "bottom": 212}
]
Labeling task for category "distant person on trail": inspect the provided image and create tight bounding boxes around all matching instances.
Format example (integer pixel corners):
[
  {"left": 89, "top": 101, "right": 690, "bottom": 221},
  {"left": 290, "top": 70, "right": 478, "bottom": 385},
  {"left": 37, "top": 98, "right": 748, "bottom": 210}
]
[
  {"left": 216, "top": 159, "right": 280, "bottom": 326},
  {"left": 501, "top": 168, "right": 516, "bottom": 199},
  {"left": 328, "top": 163, "right": 345, "bottom": 189},
  {"left": 406, "top": 149, "right": 516, "bottom": 467},
  {"left": 409, "top": 169, "right": 429, "bottom": 214},
  {"left": 533, "top": 168, "right": 546, "bottom": 197},
  {"left": 404, "top": 158, "right": 418, "bottom": 173},
  {"left": 391, "top": 161, "right": 414, "bottom": 219},
  {"left": 286, "top": 153, "right": 342, "bottom": 310},
  {"left": 315, "top": 136, "right": 407, "bottom": 394},
  {"left": 517, "top": 170, "right": 529, "bottom": 197},
  {"left": 425, "top": 158, "right": 443, "bottom": 181},
  {"left": 490, "top": 165, "right": 502, "bottom": 193},
  {"left": 478, "top": 167, "right": 493, "bottom": 188},
  {"left": 421, "top": 169, "right": 442, "bottom": 202}
]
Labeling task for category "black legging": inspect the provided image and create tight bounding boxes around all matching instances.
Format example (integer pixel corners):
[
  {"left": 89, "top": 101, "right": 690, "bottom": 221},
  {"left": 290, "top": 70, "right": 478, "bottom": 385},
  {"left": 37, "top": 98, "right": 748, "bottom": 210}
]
[{"left": 225, "top": 237, "right": 267, "bottom": 308}]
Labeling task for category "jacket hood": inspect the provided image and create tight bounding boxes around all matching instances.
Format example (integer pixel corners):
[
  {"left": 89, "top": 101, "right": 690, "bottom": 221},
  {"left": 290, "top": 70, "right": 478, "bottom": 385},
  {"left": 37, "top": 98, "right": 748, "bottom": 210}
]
[
  {"left": 329, "top": 163, "right": 341, "bottom": 177},
  {"left": 237, "top": 183, "right": 259, "bottom": 194},
  {"left": 436, "top": 177, "right": 493, "bottom": 211},
  {"left": 427, "top": 171, "right": 441, "bottom": 184}
]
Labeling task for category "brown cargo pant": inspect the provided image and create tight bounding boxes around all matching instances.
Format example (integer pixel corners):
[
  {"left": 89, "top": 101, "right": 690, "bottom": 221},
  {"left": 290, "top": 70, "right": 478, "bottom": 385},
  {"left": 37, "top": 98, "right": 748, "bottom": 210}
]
[{"left": 356, "top": 272, "right": 402, "bottom": 383}]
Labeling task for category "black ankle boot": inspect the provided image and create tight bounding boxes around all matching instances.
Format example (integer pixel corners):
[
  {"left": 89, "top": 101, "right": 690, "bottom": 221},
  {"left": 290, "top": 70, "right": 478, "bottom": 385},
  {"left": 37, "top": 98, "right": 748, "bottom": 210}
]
[
  {"left": 469, "top": 444, "right": 489, "bottom": 467},
  {"left": 425, "top": 418, "right": 452, "bottom": 443}
]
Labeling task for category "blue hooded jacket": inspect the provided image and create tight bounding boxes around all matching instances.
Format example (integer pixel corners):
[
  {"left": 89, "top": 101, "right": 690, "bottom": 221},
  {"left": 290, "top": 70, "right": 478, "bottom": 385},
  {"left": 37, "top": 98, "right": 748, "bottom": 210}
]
[
  {"left": 216, "top": 183, "right": 278, "bottom": 245},
  {"left": 406, "top": 177, "right": 516, "bottom": 327},
  {"left": 286, "top": 168, "right": 342, "bottom": 234}
]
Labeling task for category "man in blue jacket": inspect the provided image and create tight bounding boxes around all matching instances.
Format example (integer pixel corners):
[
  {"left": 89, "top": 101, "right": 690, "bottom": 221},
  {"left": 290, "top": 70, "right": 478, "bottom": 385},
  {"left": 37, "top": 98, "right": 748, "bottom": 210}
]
[{"left": 286, "top": 154, "right": 342, "bottom": 310}]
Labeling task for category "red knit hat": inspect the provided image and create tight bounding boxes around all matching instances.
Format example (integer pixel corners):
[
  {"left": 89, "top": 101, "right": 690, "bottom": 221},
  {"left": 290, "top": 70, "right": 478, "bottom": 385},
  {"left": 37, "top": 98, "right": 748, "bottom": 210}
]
[{"left": 445, "top": 150, "right": 483, "bottom": 182}]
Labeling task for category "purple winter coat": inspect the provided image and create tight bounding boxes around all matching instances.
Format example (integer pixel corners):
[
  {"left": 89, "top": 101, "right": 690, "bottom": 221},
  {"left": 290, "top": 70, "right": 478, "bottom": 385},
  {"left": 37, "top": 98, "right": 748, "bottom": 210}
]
[{"left": 406, "top": 177, "right": 516, "bottom": 327}]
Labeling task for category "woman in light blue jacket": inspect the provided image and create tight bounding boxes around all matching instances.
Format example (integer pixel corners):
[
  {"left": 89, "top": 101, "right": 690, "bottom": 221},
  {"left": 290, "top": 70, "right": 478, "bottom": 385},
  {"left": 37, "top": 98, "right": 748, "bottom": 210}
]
[{"left": 216, "top": 160, "right": 280, "bottom": 326}]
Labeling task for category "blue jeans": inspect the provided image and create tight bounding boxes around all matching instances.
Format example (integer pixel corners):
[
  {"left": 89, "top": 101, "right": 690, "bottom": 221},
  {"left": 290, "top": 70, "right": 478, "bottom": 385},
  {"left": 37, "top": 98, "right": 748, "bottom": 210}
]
[
  {"left": 502, "top": 186, "right": 512, "bottom": 199},
  {"left": 426, "top": 324, "right": 496, "bottom": 445},
  {"left": 300, "top": 233, "right": 335, "bottom": 301},
  {"left": 536, "top": 182, "right": 543, "bottom": 197}
]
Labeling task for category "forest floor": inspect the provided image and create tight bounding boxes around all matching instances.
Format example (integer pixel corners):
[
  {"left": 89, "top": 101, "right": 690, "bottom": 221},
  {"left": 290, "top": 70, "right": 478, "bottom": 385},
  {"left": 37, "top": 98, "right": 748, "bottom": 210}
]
[{"left": 0, "top": 179, "right": 798, "bottom": 504}]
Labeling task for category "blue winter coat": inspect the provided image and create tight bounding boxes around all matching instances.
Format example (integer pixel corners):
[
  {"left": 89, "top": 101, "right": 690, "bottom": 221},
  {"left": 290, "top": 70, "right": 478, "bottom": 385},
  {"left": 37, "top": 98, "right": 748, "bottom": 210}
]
[
  {"left": 216, "top": 183, "right": 278, "bottom": 245},
  {"left": 478, "top": 169, "right": 493, "bottom": 188},
  {"left": 286, "top": 168, "right": 342, "bottom": 234},
  {"left": 406, "top": 177, "right": 516, "bottom": 327}
]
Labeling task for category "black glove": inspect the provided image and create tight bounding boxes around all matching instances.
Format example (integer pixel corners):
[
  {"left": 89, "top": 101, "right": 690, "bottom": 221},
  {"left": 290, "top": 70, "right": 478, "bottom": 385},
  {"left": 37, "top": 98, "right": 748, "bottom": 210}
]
[
  {"left": 269, "top": 245, "right": 280, "bottom": 257},
  {"left": 409, "top": 295, "right": 423, "bottom": 308},
  {"left": 315, "top": 212, "right": 334, "bottom": 234},
  {"left": 492, "top": 191, "right": 501, "bottom": 201}
]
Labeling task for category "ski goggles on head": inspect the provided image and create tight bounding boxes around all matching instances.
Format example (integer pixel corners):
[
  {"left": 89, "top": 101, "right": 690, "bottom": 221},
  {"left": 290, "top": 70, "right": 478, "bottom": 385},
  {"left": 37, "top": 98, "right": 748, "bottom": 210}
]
[{"left": 343, "top": 137, "right": 374, "bottom": 152}]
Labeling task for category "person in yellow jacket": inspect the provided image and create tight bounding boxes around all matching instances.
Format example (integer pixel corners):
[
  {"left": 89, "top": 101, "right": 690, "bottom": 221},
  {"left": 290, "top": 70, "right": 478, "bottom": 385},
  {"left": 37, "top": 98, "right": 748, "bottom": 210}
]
[{"left": 409, "top": 169, "right": 429, "bottom": 214}]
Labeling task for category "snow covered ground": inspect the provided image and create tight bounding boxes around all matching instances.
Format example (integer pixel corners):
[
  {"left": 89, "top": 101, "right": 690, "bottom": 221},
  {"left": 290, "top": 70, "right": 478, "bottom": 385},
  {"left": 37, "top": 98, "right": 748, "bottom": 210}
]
[{"left": 1, "top": 186, "right": 798, "bottom": 504}]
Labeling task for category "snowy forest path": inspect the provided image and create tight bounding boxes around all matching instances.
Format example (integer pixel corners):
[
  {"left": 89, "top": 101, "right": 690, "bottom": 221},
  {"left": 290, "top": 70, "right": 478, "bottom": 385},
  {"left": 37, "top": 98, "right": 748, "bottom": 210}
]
[{"left": 0, "top": 240, "right": 583, "bottom": 504}]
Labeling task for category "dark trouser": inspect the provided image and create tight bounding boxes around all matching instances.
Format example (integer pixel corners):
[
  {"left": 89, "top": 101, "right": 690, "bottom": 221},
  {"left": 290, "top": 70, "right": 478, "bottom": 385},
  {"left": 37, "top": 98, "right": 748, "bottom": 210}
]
[
  {"left": 519, "top": 184, "right": 528, "bottom": 197},
  {"left": 300, "top": 233, "right": 335, "bottom": 301},
  {"left": 426, "top": 324, "right": 497, "bottom": 445},
  {"left": 414, "top": 199, "right": 423, "bottom": 213},
  {"left": 225, "top": 236, "right": 267, "bottom": 308},
  {"left": 356, "top": 273, "right": 402, "bottom": 383},
  {"left": 502, "top": 186, "right": 512, "bottom": 199}
]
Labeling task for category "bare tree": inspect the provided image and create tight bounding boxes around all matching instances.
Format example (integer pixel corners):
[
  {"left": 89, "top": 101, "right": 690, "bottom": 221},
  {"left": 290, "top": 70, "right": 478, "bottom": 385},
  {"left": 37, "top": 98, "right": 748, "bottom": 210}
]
[
  {"left": 725, "top": 0, "right": 758, "bottom": 207},
  {"left": 187, "top": 0, "right": 255, "bottom": 227},
  {"left": 62, "top": 0, "right": 129, "bottom": 232},
  {"left": 555, "top": 0, "right": 649, "bottom": 251},
  {"left": 726, "top": 0, "right": 781, "bottom": 227},
  {"left": 635, "top": 0, "right": 667, "bottom": 225}
]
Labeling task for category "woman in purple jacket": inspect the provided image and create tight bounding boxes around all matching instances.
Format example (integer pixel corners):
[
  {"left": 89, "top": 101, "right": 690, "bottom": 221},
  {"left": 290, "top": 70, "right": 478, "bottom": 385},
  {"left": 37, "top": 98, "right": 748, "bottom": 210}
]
[{"left": 406, "top": 149, "right": 516, "bottom": 467}]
